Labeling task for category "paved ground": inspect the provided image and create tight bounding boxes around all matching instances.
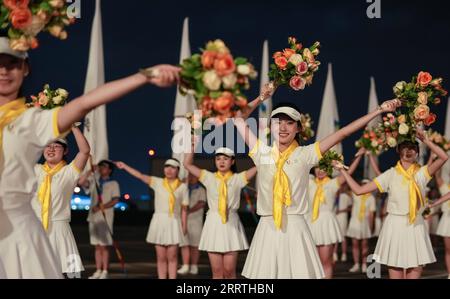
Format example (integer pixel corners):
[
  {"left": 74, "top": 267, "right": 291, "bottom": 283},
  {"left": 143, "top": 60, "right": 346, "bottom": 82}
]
[{"left": 70, "top": 221, "right": 449, "bottom": 279}]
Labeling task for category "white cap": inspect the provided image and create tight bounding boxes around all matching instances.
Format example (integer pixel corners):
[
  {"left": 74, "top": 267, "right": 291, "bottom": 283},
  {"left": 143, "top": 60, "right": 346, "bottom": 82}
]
[
  {"left": 48, "top": 138, "right": 68, "bottom": 146},
  {"left": 270, "top": 106, "right": 301, "bottom": 121},
  {"left": 0, "top": 37, "right": 28, "bottom": 60},
  {"left": 164, "top": 158, "right": 180, "bottom": 168},
  {"left": 215, "top": 147, "right": 235, "bottom": 157}
]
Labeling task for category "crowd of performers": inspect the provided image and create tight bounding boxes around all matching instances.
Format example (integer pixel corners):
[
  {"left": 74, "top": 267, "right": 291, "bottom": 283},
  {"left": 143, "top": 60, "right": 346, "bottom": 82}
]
[{"left": 1, "top": 37, "right": 450, "bottom": 279}]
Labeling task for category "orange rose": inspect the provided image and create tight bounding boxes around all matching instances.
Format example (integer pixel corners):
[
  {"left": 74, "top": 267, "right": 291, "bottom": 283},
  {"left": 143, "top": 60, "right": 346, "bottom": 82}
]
[
  {"left": 213, "top": 53, "right": 236, "bottom": 76},
  {"left": 201, "top": 50, "right": 216, "bottom": 69},
  {"left": 4, "top": 0, "right": 29, "bottom": 10},
  {"left": 295, "top": 43, "right": 303, "bottom": 50},
  {"left": 424, "top": 113, "right": 436, "bottom": 126},
  {"left": 413, "top": 104, "right": 430, "bottom": 120},
  {"left": 29, "top": 37, "right": 39, "bottom": 49},
  {"left": 274, "top": 56, "right": 288, "bottom": 70},
  {"left": 397, "top": 114, "right": 406, "bottom": 123},
  {"left": 416, "top": 71, "right": 432, "bottom": 87},
  {"left": 363, "top": 133, "right": 369, "bottom": 138},
  {"left": 272, "top": 51, "right": 283, "bottom": 59},
  {"left": 235, "top": 96, "right": 248, "bottom": 108},
  {"left": 283, "top": 48, "right": 296, "bottom": 59},
  {"left": 213, "top": 92, "right": 234, "bottom": 114},
  {"left": 10, "top": 8, "right": 32, "bottom": 30}
]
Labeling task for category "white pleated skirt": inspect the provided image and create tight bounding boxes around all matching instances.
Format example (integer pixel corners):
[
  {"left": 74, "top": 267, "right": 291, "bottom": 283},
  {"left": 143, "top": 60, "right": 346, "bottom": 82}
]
[
  {"left": 179, "top": 215, "right": 204, "bottom": 247},
  {"left": 372, "top": 216, "right": 382, "bottom": 237},
  {"left": 0, "top": 205, "right": 62, "bottom": 278},
  {"left": 46, "top": 221, "right": 84, "bottom": 274},
  {"left": 198, "top": 211, "right": 248, "bottom": 253},
  {"left": 336, "top": 213, "right": 349, "bottom": 237},
  {"left": 436, "top": 211, "right": 450, "bottom": 237},
  {"left": 346, "top": 217, "right": 372, "bottom": 240},
  {"left": 146, "top": 213, "right": 184, "bottom": 246},
  {"left": 89, "top": 218, "right": 113, "bottom": 246},
  {"left": 307, "top": 211, "right": 343, "bottom": 246},
  {"left": 373, "top": 214, "right": 436, "bottom": 268},
  {"left": 242, "top": 214, "right": 325, "bottom": 279}
]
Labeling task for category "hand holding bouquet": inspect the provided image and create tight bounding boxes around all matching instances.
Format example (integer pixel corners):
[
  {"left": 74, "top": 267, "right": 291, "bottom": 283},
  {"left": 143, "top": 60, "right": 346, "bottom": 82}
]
[{"left": 319, "top": 150, "right": 347, "bottom": 177}]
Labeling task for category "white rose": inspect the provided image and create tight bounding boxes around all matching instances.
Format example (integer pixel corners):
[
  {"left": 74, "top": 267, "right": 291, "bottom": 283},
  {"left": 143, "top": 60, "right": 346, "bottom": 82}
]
[
  {"left": 213, "top": 39, "right": 229, "bottom": 53},
  {"left": 56, "top": 88, "right": 69, "bottom": 98},
  {"left": 202, "top": 70, "right": 221, "bottom": 91},
  {"left": 398, "top": 123, "right": 409, "bottom": 135},
  {"left": 237, "top": 64, "right": 251, "bottom": 76},
  {"left": 355, "top": 141, "right": 361, "bottom": 147},
  {"left": 222, "top": 73, "right": 237, "bottom": 89},
  {"left": 384, "top": 121, "right": 390, "bottom": 127},
  {"left": 387, "top": 137, "right": 397, "bottom": 148},
  {"left": 52, "top": 95, "right": 63, "bottom": 105},
  {"left": 393, "top": 81, "right": 407, "bottom": 95},
  {"left": 288, "top": 54, "right": 303, "bottom": 66},
  {"left": 371, "top": 140, "right": 378, "bottom": 147}
]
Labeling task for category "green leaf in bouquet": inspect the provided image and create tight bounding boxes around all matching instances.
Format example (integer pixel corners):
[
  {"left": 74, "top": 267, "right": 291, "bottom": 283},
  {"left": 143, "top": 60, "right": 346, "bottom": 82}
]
[
  {"left": 209, "top": 91, "right": 222, "bottom": 99},
  {"left": 39, "top": 2, "right": 52, "bottom": 12},
  {"left": 234, "top": 57, "right": 248, "bottom": 65}
]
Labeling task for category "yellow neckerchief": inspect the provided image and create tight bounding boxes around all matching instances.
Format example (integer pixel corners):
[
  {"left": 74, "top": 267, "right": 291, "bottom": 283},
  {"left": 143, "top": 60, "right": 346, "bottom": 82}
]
[
  {"left": 0, "top": 98, "right": 27, "bottom": 162},
  {"left": 394, "top": 161, "right": 424, "bottom": 224},
  {"left": 162, "top": 177, "right": 181, "bottom": 217},
  {"left": 358, "top": 193, "right": 371, "bottom": 222},
  {"left": 311, "top": 176, "right": 331, "bottom": 222},
  {"left": 37, "top": 161, "right": 67, "bottom": 230},
  {"left": 271, "top": 140, "right": 299, "bottom": 229},
  {"left": 215, "top": 171, "right": 233, "bottom": 224}
]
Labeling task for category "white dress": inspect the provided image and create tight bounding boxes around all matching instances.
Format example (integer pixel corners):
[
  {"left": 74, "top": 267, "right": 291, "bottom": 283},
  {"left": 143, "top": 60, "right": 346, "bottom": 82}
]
[
  {"left": 346, "top": 193, "right": 376, "bottom": 240},
  {"left": 437, "top": 184, "right": 450, "bottom": 237},
  {"left": 32, "top": 162, "right": 84, "bottom": 274},
  {"left": 0, "top": 106, "right": 62, "bottom": 278},
  {"left": 242, "top": 141, "right": 324, "bottom": 279},
  {"left": 335, "top": 192, "right": 351, "bottom": 238},
  {"left": 372, "top": 165, "right": 436, "bottom": 268},
  {"left": 146, "top": 177, "right": 189, "bottom": 245},
  {"left": 179, "top": 184, "right": 206, "bottom": 247},
  {"left": 198, "top": 170, "right": 249, "bottom": 253},
  {"left": 86, "top": 176, "right": 120, "bottom": 246},
  {"left": 307, "top": 177, "right": 343, "bottom": 245}
]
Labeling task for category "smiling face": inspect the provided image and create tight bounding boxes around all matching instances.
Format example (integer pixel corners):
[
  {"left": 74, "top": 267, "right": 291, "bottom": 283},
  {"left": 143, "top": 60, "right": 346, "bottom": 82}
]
[
  {"left": 215, "top": 154, "right": 234, "bottom": 173},
  {"left": 0, "top": 54, "right": 28, "bottom": 98},
  {"left": 270, "top": 113, "right": 301, "bottom": 147},
  {"left": 314, "top": 167, "right": 328, "bottom": 179},
  {"left": 164, "top": 165, "right": 179, "bottom": 180},
  {"left": 43, "top": 142, "right": 67, "bottom": 164}
]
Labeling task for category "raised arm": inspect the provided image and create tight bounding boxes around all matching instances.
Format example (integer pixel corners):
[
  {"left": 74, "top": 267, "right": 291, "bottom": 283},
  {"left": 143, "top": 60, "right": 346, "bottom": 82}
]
[
  {"left": 183, "top": 140, "right": 203, "bottom": 178},
  {"left": 417, "top": 128, "right": 448, "bottom": 176},
  {"left": 368, "top": 152, "right": 382, "bottom": 176},
  {"left": 319, "top": 99, "right": 400, "bottom": 155},
  {"left": 57, "top": 65, "right": 180, "bottom": 133},
  {"left": 245, "top": 166, "right": 257, "bottom": 181},
  {"left": 232, "top": 82, "right": 276, "bottom": 150},
  {"left": 71, "top": 126, "right": 90, "bottom": 172},
  {"left": 115, "top": 161, "right": 151, "bottom": 185},
  {"left": 337, "top": 147, "right": 365, "bottom": 185},
  {"left": 435, "top": 168, "right": 444, "bottom": 187}
]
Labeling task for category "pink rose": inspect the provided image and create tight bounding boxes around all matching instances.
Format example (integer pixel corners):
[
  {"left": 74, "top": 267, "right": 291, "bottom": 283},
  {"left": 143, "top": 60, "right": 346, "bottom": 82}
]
[
  {"left": 289, "top": 76, "right": 306, "bottom": 91},
  {"left": 296, "top": 61, "right": 308, "bottom": 75}
]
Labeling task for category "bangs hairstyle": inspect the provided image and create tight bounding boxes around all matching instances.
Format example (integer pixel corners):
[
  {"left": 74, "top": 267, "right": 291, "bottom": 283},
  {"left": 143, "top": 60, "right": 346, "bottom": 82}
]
[
  {"left": 214, "top": 153, "right": 237, "bottom": 173},
  {"left": 396, "top": 141, "right": 419, "bottom": 155},
  {"left": 269, "top": 102, "right": 303, "bottom": 144}
]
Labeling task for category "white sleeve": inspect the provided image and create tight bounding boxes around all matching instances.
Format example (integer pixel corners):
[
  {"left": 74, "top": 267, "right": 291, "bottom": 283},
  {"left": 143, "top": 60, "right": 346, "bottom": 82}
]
[
  {"left": 299, "top": 142, "right": 323, "bottom": 168},
  {"left": 373, "top": 168, "right": 392, "bottom": 193},
  {"left": 26, "top": 108, "right": 62, "bottom": 147}
]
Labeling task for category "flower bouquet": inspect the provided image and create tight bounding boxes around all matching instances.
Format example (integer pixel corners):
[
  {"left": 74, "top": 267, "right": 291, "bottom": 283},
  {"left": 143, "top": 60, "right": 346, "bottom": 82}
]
[
  {"left": 319, "top": 150, "right": 346, "bottom": 177},
  {"left": 0, "top": 0, "right": 75, "bottom": 51},
  {"left": 179, "top": 39, "right": 257, "bottom": 124},
  {"left": 299, "top": 113, "right": 314, "bottom": 141},
  {"left": 28, "top": 84, "right": 68, "bottom": 109},
  {"left": 268, "top": 36, "right": 321, "bottom": 91},
  {"left": 355, "top": 127, "right": 387, "bottom": 155},
  {"left": 427, "top": 129, "right": 450, "bottom": 151}
]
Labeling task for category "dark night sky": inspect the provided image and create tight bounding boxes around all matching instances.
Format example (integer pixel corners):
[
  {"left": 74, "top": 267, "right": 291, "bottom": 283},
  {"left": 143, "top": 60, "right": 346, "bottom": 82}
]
[{"left": 25, "top": 0, "right": 450, "bottom": 198}]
